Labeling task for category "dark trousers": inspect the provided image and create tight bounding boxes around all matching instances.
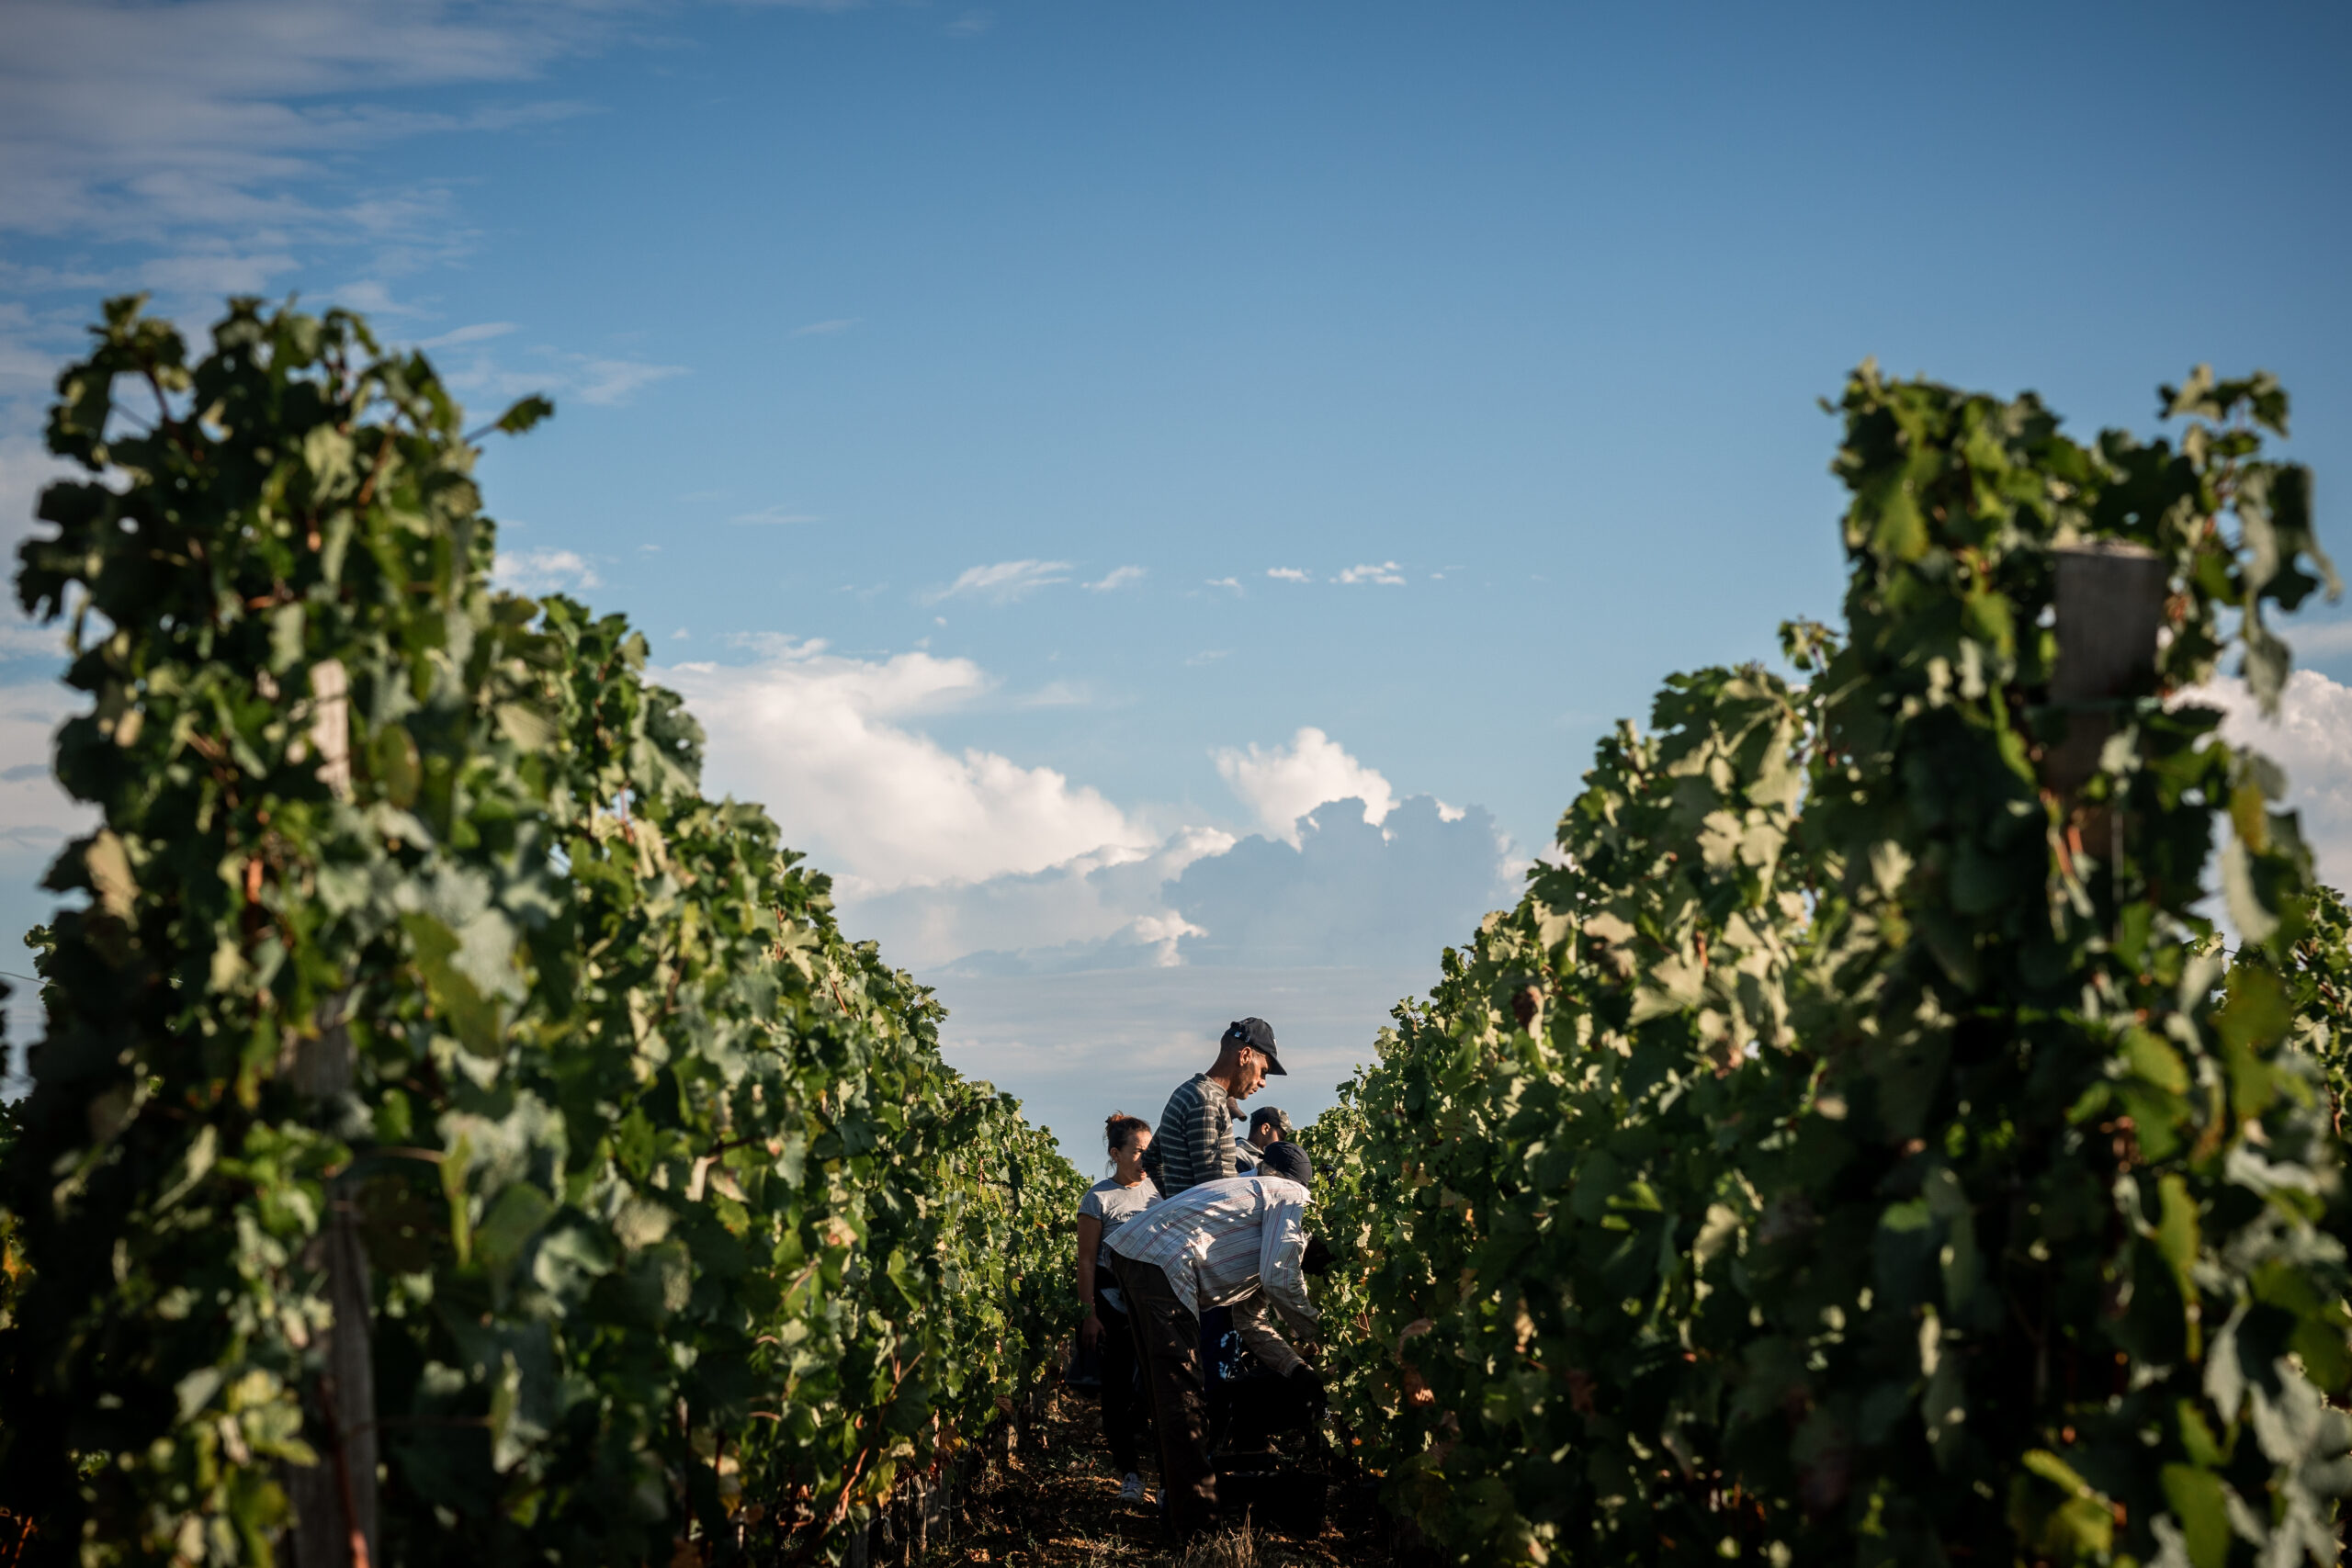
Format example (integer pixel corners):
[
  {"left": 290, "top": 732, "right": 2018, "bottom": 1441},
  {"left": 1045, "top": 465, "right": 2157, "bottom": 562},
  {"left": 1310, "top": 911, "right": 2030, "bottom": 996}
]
[
  {"left": 1111, "top": 1254, "right": 1216, "bottom": 1539},
  {"left": 1095, "top": 1288, "right": 1148, "bottom": 1474}
]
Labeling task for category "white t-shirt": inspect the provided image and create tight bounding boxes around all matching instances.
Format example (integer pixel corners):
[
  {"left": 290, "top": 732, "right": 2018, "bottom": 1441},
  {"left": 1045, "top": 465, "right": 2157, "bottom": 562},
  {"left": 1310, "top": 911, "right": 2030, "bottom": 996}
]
[{"left": 1079, "top": 1176, "right": 1159, "bottom": 1312}]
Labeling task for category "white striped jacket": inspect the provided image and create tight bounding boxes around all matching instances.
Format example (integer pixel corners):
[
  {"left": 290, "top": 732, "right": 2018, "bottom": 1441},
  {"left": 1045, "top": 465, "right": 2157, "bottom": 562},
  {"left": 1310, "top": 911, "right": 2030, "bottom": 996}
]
[{"left": 1106, "top": 1174, "right": 1317, "bottom": 1372}]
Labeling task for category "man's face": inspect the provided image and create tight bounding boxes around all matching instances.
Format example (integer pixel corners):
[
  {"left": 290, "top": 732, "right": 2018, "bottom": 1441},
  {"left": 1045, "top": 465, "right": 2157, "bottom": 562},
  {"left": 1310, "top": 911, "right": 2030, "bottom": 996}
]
[{"left": 1233, "top": 1048, "right": 1268, "bottom": 1100}]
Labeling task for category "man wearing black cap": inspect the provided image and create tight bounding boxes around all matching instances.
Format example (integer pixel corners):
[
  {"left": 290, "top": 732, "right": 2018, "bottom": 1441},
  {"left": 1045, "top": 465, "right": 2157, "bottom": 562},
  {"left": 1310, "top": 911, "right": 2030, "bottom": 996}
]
[{"left": 1142, "top": 1017, "right": 1284, "bottom": 1198}]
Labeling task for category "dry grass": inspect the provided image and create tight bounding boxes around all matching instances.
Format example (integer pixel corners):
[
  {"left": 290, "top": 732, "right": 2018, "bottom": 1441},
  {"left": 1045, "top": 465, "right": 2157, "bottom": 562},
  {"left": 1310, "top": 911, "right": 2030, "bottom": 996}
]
[{"left": 944, "top": 1389, "right": 1403, "bottom": 1568}]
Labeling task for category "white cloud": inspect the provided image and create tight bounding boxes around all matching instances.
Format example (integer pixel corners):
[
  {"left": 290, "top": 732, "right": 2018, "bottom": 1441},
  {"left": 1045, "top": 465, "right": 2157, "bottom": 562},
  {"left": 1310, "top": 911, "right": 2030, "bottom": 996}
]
[
  {"left": 0, "top": 0, "right": 606, "bottom": 248},
  {"left": 2289, "top": 619, "right": 2352, "bottom": 661},
  {"left": 1334, "top": 561, "right": 1406, "bottom": 586},
  {"left": 792, "top": 318, "right": 861, "bottom": 337},
  {"left": 846, "top": 826, "right": 1235, "bottom": 972},
  {"left": 1085, "top": 565, "right": 1144, "bottom": 592},
  {"left": 434, "top": 344, "right": 688, "bottom": 411},
  {"left": 420, "top": 321, "right": 519, "bottom": 349},
  {"left": 1205, "top": 577, "right": 1241, "bottom": 593},
  {"left": 660, "top": 644, "right": 1154, "bottom": 895},
  {"left": 136, "top": 247, "right": 300, "bottom": 297},
  {"left": 0, "top": 614, "right": 66, "bottom": 660},
  {"left": 2190, "top": 669, "right": 2352, "bottom": 891},
  {"left": 931, "top": 963, "right": 1436, "bottom": 1168},
  {"left": 0, "top": 428, "right": 73, "bottom": 556},
  {"left": 1213, "top": 727, "right": 1396, "bottom": 845},
  {"left": 491, "top": 547, "right": 601, "bottom": 595},
  {"left": 927, "top": 559, "right": 1072, "bottom": 604},
  {"left": 0, "top": 678, "right": 98, "bottom": 851},
  {"left": 1266, "top": 567, "right": 1310, "bottom": 582}
]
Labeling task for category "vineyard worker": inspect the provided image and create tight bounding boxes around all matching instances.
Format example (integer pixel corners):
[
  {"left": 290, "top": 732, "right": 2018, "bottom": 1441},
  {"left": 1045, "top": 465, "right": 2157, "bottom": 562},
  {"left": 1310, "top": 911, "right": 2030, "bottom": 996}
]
[
  {"left": 1106, "top": 1142, "right": 1333, "bottom": 1542},
  {"left": 1076, "top": 1111, "right": 1161, "bottom": 1506},
  {"left": 1142, "top": 1017, "right": 1283, "bottom": 1197},
  {"left": 1245, "top": 1105, "right": 1292, "bottom": 1153}
]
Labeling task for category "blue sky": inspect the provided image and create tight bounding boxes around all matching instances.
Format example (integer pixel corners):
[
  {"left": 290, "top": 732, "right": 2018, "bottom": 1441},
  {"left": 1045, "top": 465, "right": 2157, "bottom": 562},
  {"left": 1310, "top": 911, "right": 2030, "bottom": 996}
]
[{"left": 4, "top": 0, "right": 2350, "bottom": 1154}]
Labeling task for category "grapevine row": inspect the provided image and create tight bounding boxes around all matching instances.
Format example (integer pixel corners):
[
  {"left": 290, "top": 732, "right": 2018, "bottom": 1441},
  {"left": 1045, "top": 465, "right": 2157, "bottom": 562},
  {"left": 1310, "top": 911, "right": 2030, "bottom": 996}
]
[
  {"left": 1302, "top": 365, "right": 2352, "bottom": 1567},
  {"left": 0, "top": 297, "right": 1081, "bottom": 1565}
]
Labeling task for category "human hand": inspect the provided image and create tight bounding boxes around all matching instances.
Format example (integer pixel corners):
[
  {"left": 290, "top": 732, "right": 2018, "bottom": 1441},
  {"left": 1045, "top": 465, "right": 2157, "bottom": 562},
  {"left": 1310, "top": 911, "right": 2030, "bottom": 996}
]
[
  {"left": 1080, "top": 1313, "right": 1102, "bottom": 1350},
  {"left": 1288, "top": 1362, "right": 1328, "bottom": 1418}
]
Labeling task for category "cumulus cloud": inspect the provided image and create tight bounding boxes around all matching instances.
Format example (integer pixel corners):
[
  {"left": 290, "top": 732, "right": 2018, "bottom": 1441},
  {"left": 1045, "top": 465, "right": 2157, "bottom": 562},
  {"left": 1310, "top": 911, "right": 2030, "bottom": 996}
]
[
  {"left": 932, "top": 963, "right": 1436, "bottom": 1166},
  {"left": 2190, "top": 669, "right": 2352, "bottom": 891},
  {"left": 927, "top": 559, "right": 1073, "bottom": 604},
  {"left": 1214, "top": 727, "right": 1396, "bottom": 844},
  {"left": 1170, "top": 796, "right": 1513, "bottom": 968},
  {"left": 851, "top": 827, "right": 1236, "bottom": 973},
  {"left": 1265, "top": 567, "right": 1310, "bottom": 582},
  {"left": 1334, "top": 561, "right": 1405, "bottom": 586},
  {"left": 660, "top": 644, "right": 1154, "bottom": 895},
  {"left": 1085, "top": 566, "right": 1144, "bottom": 592},
  {"left": 492, "top": 547, "right": 600, "bottom": 595},
  {"left": 907, "top": 789, "right": 1512, "bottom": 978}
]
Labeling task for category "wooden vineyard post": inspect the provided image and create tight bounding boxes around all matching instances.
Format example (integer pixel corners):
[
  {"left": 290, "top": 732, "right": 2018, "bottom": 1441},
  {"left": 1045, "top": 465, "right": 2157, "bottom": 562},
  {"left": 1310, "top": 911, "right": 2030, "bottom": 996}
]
[{"left": 286, "top": 660, "right": 380, "bottom": 1568}]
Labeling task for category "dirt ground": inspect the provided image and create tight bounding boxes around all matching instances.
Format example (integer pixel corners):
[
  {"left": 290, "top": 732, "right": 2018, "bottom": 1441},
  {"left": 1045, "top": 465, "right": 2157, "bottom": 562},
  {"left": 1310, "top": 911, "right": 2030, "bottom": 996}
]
[{"left": 948, "top": 1388, "right": 1409, "bottom": 1568}]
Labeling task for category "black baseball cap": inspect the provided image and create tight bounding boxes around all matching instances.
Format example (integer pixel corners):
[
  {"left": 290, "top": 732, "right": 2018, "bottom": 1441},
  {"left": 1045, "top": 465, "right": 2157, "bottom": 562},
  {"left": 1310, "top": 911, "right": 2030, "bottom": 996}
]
[
  {"left": 1256, "top": 1140, "right": 1312, "bottom": 1187},
  {"left": 1222, "top": 1017, "right": 1284, "bottom": 1074}
]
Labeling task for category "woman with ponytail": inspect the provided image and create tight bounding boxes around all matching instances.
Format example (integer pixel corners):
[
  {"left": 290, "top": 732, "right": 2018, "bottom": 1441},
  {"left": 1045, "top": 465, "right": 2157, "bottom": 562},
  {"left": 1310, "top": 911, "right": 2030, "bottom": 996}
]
[{"left": 1076, "top": 1111, "right": 1159, "bottom": 1502}]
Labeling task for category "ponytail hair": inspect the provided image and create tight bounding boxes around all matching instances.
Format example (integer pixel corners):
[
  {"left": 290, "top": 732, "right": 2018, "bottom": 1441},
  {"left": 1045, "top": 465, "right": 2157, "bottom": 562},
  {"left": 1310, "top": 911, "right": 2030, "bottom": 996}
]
[{"left": 1105, "top": 1111, "right": 1150, "bottom": 1157}]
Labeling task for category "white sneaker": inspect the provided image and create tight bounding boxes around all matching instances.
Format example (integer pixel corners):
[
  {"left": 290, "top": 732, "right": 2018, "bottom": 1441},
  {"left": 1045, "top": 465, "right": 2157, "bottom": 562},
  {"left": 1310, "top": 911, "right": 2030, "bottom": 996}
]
[{"left": 1119, "top": 1472, "right": 1146, "bottom": 1503}]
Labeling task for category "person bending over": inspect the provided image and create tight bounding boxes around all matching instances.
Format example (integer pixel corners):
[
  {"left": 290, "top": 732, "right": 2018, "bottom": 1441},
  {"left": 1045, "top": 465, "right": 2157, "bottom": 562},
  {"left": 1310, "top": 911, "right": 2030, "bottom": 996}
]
[
  {"left": 1106, "top": 1140, "right": 1330, "bottom": 1542},
  {"left": 1142, "top": 1017, "right": 1283, "bottom": 1198},
  {"left": 1075, "top": 1111, "right": 1159, "bottom": 1504}
]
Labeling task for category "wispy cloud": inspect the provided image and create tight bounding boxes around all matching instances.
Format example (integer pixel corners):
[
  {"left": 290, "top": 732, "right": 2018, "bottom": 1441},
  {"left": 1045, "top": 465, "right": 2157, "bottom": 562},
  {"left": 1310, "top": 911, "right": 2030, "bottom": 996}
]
[
  {"left": 421, "top": 321, "right": 518, "bottom": 350},
  {"left": 1334, "top": 561, "right": 1406, "bottom": 586},
  {"left": 946, "top": 9, "right": 995, "bottom": 35},
  {"left": 1205, "top": 577, "right": 1242, "bottom": 593},
  {"left": 436, "top": 344, "right": 687, "bottom": 410},
  {"left": 1085, "top": 565, "right": 1145, "bottom": 592},
  {"left": 732, "top": 506, "right": 820, "bottom": 526},
  {"left": 492, "top": 547, "right": 601, "bottom": 595},
  {"left": 0, "top": 0, "right": 608, "bottom": 252},
  {"left": 928, "top": 559, "right": 1073, "bottom": 604},
  {"left": 792, "top": 318, "right": 861, "bottom": 337},
  {"left": 1019, "top": 679, "right": 1091, "bottom": 708},
  {"left": 1266, "top": 567, "right": 1310, "bottom": 582}
]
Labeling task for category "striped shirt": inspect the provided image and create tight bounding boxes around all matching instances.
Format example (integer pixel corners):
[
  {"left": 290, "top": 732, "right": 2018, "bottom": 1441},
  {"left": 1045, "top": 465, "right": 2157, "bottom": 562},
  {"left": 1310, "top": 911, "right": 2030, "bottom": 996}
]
[
  {"left": 1107, "top": 1175, "right": 1317, "bottom": 1374},
  {"left": 1142, "top": 1073, "right": 1240, "bottom": 1196}
]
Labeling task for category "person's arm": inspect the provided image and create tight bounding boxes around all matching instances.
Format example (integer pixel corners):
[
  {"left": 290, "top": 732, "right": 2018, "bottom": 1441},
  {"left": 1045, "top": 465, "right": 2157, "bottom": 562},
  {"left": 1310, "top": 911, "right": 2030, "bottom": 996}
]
[
  {"left": 1256, "top": 1190, "right": 1319, "bottom": 1329},
  {"left": 1230, "top": 1289, "right": 1305, "bottom": 1376},
  {"left": 1076, "top": 1213, "right": 1104, "bottom": 1348},
  {"left": 1195, "top": 1091, "right": 1235, "bottom": 1184}
]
